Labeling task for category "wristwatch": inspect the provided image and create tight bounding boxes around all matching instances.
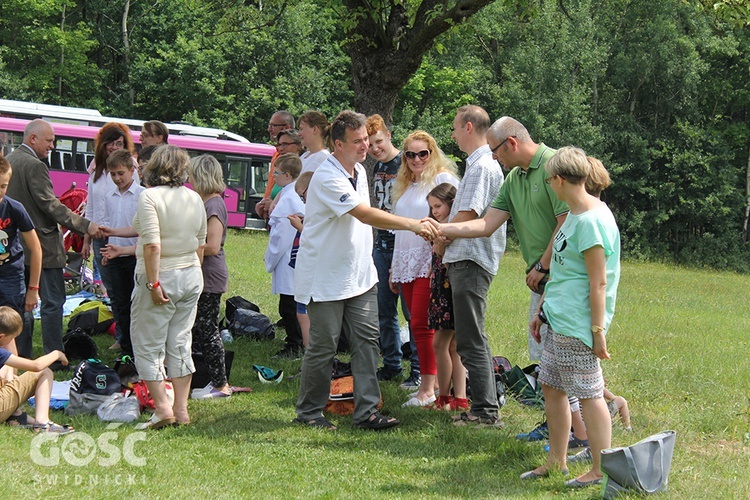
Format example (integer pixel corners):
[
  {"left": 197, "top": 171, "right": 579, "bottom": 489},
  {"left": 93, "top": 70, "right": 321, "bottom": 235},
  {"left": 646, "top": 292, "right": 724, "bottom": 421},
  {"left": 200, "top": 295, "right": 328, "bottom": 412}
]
[
  {"left": 591, "top": 325, "right": 605, "bottom": 334},
  {"left": 534, "top": 261, "right": 549, "bottom": 274},
  {"left": 146, "top": 281, "right": 160, "bottom": 291}
]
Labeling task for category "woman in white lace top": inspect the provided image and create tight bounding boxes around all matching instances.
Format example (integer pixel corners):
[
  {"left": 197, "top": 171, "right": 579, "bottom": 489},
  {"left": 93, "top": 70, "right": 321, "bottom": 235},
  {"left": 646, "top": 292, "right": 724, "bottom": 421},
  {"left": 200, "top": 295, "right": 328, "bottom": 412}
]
[{"left": 390, "top": 131, "right": 459, "bottom": 407}]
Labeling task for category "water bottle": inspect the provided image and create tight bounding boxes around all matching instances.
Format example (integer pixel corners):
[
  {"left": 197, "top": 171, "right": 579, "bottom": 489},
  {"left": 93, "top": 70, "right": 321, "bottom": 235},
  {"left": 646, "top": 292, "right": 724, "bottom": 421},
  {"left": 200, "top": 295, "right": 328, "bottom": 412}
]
[{"left": 220, "top": 329, "right": 234, "bottom": 343}]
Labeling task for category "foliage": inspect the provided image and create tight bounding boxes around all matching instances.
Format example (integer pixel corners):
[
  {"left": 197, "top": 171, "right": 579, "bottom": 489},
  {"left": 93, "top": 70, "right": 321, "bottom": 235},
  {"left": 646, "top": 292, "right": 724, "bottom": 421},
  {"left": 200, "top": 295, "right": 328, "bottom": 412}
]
[{"left": 1, "top": 0, "right": 750, "bottom": 269}]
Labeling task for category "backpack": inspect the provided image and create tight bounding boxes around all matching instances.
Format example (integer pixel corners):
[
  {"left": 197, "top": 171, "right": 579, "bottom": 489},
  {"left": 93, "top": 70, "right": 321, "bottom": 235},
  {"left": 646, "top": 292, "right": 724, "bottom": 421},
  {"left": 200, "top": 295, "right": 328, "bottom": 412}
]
[
  {"left": 506, "top": 364, "right": 545, "bottom": 408},
  {"left": 65, "top": 359, "right": 122, "bottom": 416},
  {"left": 229, "top": 308, "right": 275, "bottom": 341},
  {"left": 222, "top": 296, "right": 260, "bottom": 328},
  {"left": 62, "top": 328, "right": 99, "bottom": 360},
  {"left": 190, "top": 350, "right": 235, "bottom": 389},
  {"left": 67, "top": 300, "right": 114, "bottom": 334}
]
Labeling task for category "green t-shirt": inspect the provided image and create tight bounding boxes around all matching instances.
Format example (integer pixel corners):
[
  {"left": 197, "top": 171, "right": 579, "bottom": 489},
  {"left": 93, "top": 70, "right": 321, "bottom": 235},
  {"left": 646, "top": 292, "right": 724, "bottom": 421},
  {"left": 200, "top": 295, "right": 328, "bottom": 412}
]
[
  {"left": 490, "top": 144, "right": 569, "bottom": 271},
  {"left": 543, "top": 204, "right": 621, "bottom": 348}
]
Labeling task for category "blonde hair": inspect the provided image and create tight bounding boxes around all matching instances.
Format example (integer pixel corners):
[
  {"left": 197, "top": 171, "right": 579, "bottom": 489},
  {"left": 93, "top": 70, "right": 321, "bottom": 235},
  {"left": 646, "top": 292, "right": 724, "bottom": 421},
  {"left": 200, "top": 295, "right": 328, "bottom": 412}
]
[
  {"left": 545, "top": 146, "right": 589, "bottom": 185},
  {"left": 189, "top": 154, "right": 226, "bottom": 196},
  {"left": 143, "top": 145, "right": 190, "bottom": 188},
  {"left": 393, "top": 131, "right": 457, "bottom": 202},
  {"left": 0, "top": 306, "right": 23, "bottom": 336},
  {"left": 586, "top": 156, "right": 611, "bottom": 197}
]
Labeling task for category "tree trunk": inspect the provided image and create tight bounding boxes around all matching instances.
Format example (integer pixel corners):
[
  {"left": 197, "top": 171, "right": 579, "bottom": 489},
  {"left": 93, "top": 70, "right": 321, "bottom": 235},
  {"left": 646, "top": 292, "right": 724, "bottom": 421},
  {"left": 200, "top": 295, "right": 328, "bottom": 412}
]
[{"left": 122, "top": 0, "right": 133, "bottom": 108}]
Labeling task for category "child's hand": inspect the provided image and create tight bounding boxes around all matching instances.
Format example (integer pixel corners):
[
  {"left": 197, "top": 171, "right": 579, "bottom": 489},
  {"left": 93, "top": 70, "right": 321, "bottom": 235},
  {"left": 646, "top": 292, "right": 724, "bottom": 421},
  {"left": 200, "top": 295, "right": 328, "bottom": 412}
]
[
  {"left": 57, "top": 351, "right": 69, "bottom": 367},
  {"left": 288, "top": 214, "right": 304, "bottom": 232}
]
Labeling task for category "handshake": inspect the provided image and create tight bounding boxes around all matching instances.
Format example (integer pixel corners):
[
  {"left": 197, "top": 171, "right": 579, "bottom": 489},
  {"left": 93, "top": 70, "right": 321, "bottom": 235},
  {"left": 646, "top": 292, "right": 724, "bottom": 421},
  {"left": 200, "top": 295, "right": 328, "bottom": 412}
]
[{"left": 412, "top": 218, "right": 444, "bottom": 242}]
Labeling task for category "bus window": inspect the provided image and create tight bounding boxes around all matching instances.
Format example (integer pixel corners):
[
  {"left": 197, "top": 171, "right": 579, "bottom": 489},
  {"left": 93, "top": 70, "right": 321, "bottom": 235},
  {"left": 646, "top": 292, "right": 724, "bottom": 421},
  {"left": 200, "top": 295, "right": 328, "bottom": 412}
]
[
  {"left": 74, "top": 138, "right": 95, "bottom": 172},
  {"left": 226, "top": 157, "right": 251, "bottom": 213},
  {"left": 251, "top": 158, "right": 269, "bottom": 195}
]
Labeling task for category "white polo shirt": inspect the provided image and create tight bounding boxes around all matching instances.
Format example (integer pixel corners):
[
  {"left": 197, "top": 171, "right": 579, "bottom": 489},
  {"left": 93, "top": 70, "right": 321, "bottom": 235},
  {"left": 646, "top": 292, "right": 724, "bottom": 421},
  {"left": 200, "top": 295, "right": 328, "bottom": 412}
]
[{"left": 294, "top": 155, "right": 377, "bottom": 304}]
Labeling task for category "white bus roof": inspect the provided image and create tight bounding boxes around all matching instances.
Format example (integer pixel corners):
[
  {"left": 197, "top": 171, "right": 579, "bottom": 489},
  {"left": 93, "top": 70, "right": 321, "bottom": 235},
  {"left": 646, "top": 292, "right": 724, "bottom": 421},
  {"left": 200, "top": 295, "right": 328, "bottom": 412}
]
[{"left": 0, "top": 99, "right": 250, "bottom": 143}]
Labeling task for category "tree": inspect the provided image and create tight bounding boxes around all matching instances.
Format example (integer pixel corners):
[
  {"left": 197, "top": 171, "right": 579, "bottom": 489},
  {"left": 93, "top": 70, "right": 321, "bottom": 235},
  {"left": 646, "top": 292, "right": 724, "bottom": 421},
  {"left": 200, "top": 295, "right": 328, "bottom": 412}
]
[{"left": 336, "top": 0, "right": 496, "bottom": 122}]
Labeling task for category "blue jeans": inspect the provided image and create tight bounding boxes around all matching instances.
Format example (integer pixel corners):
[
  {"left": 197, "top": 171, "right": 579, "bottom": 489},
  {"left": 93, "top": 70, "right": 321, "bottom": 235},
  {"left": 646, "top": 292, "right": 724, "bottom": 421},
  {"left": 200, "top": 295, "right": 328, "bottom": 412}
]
[
  {"left": 24, "top": 266, "right": 66, "bottom": 355},
  {"left": 373, "top": 237, "right": 419, "bottom": 375}
]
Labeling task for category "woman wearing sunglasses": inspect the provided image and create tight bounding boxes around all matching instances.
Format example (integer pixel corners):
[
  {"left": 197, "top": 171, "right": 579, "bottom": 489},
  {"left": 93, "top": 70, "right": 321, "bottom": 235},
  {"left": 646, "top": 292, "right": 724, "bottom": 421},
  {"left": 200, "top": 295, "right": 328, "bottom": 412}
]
[
  {"left": 523, "top": 146, "right": 621, "bottom": 488},
  {"left": 390, "top": 131, "right": 459, "bottom": 407}
]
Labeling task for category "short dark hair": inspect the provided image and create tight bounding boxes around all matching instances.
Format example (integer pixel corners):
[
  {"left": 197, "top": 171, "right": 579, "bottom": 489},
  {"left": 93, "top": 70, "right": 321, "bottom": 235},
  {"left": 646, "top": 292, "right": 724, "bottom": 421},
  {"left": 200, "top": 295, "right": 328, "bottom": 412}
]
[
  {"left": 143, "top": 120, "right": 169, "bottom": 143},
  {"left": 138, "top": 145, "right": 158, "bottom": 164},
  {"left": 330, "top": 110, "right": 367, "bottom": 144}
]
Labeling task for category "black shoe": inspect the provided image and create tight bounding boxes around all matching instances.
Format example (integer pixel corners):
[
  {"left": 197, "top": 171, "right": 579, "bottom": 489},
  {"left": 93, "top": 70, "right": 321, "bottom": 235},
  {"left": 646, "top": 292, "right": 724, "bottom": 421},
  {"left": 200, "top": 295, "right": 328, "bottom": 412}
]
[
  {"left": 376, "top": 367, "right": 403, "bottom": 381},
  {"left": 272, "top": 345, "right": 304, "bottom": 360},
  {"left": 399, "top": 372, "right": 421, "bottom": 389}
]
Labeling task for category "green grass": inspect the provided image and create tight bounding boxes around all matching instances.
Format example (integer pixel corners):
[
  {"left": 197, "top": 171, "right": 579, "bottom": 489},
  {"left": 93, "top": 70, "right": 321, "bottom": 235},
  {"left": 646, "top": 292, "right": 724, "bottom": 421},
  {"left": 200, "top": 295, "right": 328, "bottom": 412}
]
[{"left": 3, "top": 230, "right": 749, "bottom": 498}]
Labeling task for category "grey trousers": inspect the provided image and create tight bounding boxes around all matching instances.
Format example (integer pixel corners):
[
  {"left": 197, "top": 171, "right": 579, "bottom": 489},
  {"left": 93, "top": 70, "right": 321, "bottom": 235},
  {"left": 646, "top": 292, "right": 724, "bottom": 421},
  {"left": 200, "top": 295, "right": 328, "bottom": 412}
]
[
  {"left": 296, "top": 286, "right": 381, "bottom": 425},
  {"left": 447, "top": 260, "right": 499, "bottom": 420}
]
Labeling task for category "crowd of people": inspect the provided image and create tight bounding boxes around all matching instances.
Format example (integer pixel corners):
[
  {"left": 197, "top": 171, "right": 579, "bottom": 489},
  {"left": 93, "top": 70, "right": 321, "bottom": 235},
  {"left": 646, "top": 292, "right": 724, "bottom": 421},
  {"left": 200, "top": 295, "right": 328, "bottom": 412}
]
[{"left": 0, "top": 104, "right": 626, "bottom": 488}]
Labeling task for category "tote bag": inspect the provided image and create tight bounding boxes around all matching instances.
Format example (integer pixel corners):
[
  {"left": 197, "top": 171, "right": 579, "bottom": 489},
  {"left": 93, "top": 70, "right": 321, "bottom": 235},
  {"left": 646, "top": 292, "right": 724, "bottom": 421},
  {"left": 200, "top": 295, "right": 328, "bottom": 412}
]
[{"left": 601, "top": 430, "right": 676, "bottom": 498}]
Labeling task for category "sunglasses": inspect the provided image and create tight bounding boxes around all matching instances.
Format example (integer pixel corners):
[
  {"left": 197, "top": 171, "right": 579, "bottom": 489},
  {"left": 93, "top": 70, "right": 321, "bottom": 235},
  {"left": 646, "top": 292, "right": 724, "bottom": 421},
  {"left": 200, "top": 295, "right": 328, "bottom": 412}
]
[{"left": 405, "top": 149, "right": 430, "bottom": 160}]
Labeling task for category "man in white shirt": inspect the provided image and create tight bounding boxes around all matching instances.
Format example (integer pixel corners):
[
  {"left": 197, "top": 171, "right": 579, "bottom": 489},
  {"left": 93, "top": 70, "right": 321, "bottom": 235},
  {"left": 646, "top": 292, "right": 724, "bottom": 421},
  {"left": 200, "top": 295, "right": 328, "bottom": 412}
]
[{"left": 293, "top": 110, "right": 435, "bottom": 430}]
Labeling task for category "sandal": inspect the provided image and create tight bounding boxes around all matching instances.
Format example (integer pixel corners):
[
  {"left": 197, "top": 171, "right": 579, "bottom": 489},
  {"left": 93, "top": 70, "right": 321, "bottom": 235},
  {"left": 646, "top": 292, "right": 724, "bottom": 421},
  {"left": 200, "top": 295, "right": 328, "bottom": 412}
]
[
  {"left": 6, "top": 411, "right": 34, "bottom": 428},
  {"left": 452, "top": 411, "right": 505, "bottom": 428},
  {"left": 356, "top": 411, "right": 399, "bottom": 431},
  {"left": 292, "top": 416, "right": 336, "bottom": 430},
  {"left": 142, "top": 413, "right": 177, "bottom": 430},
  {"left": 33, "top": 421, "right": 75, "bottom": 435}
]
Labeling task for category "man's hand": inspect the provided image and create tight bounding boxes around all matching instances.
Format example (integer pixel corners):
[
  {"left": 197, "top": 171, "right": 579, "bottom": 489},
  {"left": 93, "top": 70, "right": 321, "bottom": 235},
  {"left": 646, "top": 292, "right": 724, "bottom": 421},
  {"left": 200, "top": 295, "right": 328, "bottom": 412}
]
[
  {"left": 526, "top": 268, "right": 546, "bottom": 292},
  {"left": 87, "top": 222, "right": 102, "bottom": 239}
]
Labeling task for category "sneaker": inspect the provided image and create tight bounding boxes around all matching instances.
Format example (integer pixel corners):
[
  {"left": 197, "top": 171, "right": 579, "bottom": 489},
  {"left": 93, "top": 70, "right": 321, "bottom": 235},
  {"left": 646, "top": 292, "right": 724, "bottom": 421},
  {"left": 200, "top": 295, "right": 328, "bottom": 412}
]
[
  {"left": 191, "top": 384, "right": 214, "bottom": 399},
  {"left": 401, "top": 395, "right": 436, "bottom": 407},
  {"left": 272, "top": 345, "right": 304, "bottom": 360},
  {"left": 399, "top": 373, "right": 421, "bottom": 390},
  {"left": 543, "top": 434, "right": 590, "bottom": 452},
  {"left": 567, "top": 447, "right": 593, "bottom": 464},
  {"left": 452, "top": 411, "right": 505, "bottom": 428},
  {"left": 376, "top": 367, "right": 403, "bottom": 381},
  {"left": 517, "top": 421, "right": 549, "bottom": 441}
]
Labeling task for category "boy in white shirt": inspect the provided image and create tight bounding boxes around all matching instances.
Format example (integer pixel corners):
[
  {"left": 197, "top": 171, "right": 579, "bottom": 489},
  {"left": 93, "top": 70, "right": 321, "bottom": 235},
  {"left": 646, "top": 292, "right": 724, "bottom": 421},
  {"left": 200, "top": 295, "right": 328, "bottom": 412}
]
[
  {"left": 265, "top": 153, "right": 305, "bottom": 359},
  {"left": 99, "top": 150, "right": 144, "bottom": 356}
]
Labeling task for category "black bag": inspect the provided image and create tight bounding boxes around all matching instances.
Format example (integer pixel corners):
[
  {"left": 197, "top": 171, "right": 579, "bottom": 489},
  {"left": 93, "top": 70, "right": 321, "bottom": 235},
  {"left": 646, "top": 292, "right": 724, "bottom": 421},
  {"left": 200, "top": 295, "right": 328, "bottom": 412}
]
[
  {"left": 62, "top": 328, "right": 99, "bottom": 360},
  {"left": 190, "top": 350, "right": 235, "bottom": 389},
  {"left": 230, "top": 308, "right": 275, "bottom": 341},
  {"left": 223, "top": 296, "right": 260, "bottom": 328},
  {"left": 66, "top": 359, "right": 122, "bottom": 416}
]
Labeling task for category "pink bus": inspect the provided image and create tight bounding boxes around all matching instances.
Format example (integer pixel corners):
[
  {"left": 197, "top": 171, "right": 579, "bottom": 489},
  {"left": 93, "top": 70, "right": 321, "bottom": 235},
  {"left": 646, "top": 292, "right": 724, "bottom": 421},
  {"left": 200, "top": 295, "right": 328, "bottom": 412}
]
[{"left": 0, "top": 117, "right": 275, "bottom": 229}]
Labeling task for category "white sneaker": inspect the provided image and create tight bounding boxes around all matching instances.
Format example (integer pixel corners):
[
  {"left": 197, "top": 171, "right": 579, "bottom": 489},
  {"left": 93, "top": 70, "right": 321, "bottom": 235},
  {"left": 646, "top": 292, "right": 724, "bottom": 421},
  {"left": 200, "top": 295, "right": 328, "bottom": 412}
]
[
  {"left": 190, "top": 384, "right": 214, "bottom": 399},
  {"left": 401, "top": 395, "right": 436, "bottom": 408}
]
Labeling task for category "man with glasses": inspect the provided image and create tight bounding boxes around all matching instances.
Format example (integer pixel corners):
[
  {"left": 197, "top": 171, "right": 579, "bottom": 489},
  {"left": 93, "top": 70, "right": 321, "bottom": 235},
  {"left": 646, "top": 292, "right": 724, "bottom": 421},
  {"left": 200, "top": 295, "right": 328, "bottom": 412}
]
[
  {"left": 255, "top": 111, "right": 295, "bottom": 219},
  {"left": 437, "top": 117, "right": 588, "bottom": 448},
  {"left": 439, "top": 105, "right": 505, "bottom": 427}
]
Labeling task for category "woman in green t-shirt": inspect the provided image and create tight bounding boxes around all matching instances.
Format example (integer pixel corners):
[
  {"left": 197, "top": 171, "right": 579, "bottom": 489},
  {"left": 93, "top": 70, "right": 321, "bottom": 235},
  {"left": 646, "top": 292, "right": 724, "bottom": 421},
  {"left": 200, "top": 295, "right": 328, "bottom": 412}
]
[{"left": 522, "top": 146, "right": 621, "bottom": 489}]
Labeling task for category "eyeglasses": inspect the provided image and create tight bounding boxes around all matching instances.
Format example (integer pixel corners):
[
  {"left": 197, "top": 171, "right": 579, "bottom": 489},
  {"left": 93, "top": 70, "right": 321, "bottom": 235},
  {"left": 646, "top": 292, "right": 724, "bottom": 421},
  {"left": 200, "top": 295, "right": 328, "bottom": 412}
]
[
  {"left": 108, "top": 140, "right": 125, "bottom": 148},
  {"left": 276, "top": 142, "right": 297, "bottom": 148},
  {"left": 405, "top": 149, "right": 430, "bottom": 160},
  {"left": 273, "top": 170, "right": 288, "bottom": 176},
  {"left": 545, "top": 175, "right": 556, "bottom": 184},
  {"left": 490, "top": 135, "right": 515, "bottom": 155},
  {"left": 269, "top": 123, "right": 287, "bottom": 128}
]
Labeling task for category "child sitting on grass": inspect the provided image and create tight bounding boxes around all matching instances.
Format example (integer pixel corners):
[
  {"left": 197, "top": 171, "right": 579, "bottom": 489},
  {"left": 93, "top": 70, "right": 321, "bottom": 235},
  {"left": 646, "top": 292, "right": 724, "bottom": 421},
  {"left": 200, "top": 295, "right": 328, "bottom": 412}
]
[{"left": 0, "top": 306, "right": 74, "bottom": 434}]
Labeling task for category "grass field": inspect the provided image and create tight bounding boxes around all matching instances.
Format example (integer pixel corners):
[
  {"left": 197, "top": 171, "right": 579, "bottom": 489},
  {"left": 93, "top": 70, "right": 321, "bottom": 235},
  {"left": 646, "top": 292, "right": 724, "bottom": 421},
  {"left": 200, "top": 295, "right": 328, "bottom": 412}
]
[{"left": 3, "top": 229, "right": 748, "bottom": 498}]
